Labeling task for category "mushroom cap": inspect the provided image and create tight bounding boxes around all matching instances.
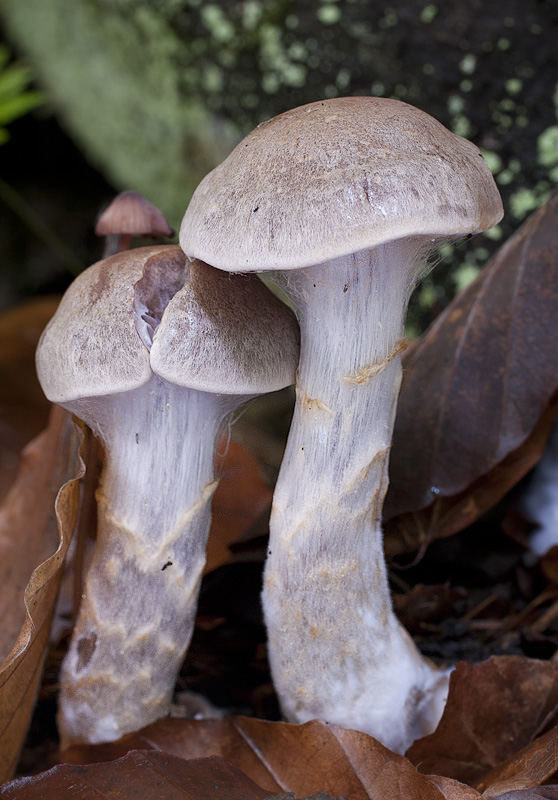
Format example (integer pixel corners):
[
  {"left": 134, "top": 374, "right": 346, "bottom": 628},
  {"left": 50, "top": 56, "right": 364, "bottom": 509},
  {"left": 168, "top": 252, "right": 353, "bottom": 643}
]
[
  {"left": 36, "top": 245, "right": 299, "bottom": 405},
  {"left": 152, "top": 258, "right": 299, "bottom": 394},
  {"left": 180, "top": 97, "right": 504, "bottom": 272},
  {"left": 36, "top": 246, "right": 159, "bottom": 404},
  {"left": 95, "top": 191, "right": 174, "bottom": 239}
]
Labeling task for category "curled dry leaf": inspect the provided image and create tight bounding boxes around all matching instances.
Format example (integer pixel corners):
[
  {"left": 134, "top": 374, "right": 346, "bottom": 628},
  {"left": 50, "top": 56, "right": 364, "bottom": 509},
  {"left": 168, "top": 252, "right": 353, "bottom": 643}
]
[
  {"left": 0, "top": 405, "right": 84, "bottom": 783},
  {"left": 0, "top": 752, "right": 268, "bottom": 799},
  {"left": 490, "top": 789, "right": 558, "bottom": 800},
  {"left": 428, "top": 776, "right": 481, "bottom": 800},
  {"left": 385, "top": 192, "right": 558, "bottom": 552},
  {"left": 0, "top": 297, "right": 57, "bottom": 501},
  {"left": 62, "top": 717, "right": 475, "bottom": 800},
  {"left": 407, "top": 656, "right": 558, "bottom": 787},
  {"left": 475, "top": 726, "right": 558, "bottom": 798}
]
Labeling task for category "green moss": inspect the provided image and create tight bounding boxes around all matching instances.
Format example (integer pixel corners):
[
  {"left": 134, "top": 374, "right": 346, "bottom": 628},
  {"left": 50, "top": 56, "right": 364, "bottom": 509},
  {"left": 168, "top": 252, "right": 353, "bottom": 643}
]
[
  {"left": 510, "top": 187, "right": 550, "bottom": 219},
  {"left": 452, "top": 114, "right": 473, "bottom": 138},
  {"left": 459, "top": 54, "right": 476, "bottom": 75},
  {"left": 420, "top": 5, "right": 438, "bottom": 24},
  {"left": 201, "top": 5, "right": 236, "bottom": 43},
  {"left": 481, "top": 150, "right": 503, "bottom": 174},
  {"left": 418, "top": 283, "right": 439, "bottom": 310},
  {"left": 483, "top": 224, "right": 504, "bottom": 241},
  {"left": 0, "top": 0, "right": 554, "bottom": 263},
  {"left": 452, "top": 264, "right": 480, "bottom": 293},
  {"left": 538, "top": 126, "right": 558, "bottom": 177},
  {"left": 316, "top": 5, "right": 341, "bottom": 24},
  {"left": 505, "top": 78, "right": 522, "bottom": 95}
]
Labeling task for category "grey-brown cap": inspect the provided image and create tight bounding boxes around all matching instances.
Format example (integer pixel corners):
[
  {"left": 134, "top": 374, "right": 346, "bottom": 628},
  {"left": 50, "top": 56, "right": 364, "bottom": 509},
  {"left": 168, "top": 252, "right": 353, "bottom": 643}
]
[
  {"left": 152, "top": 259, "right": 299, "bottom": 394},
  {"left": 180, "top": 97, "right": 503, "bottom": 272},
  {"left": 96, "top": 191, "right": 174, "bottom": 239},
  {"left": 36, "top": 246, "right": 159, "bottom": 403},
  {"left": 36, "top": 245, "right": 299, "bottom": 404}
]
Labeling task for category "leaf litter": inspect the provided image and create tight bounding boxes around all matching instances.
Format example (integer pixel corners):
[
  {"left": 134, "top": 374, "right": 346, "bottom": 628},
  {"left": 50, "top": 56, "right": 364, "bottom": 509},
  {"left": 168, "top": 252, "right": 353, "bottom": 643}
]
[{"left": 2, "top": 195, "right": 558, "bottom": 796}]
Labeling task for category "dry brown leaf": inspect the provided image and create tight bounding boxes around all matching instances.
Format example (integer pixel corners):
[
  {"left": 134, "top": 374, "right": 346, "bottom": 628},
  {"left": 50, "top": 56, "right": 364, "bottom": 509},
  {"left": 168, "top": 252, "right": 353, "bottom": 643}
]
[
  {"left": 386, "top": 393, "right": 558, "bottom": 554},
  {"left": 207, "top": 439, "right": 273, "bottom": 573},
  {"left": 61, "top": 717, "right": 474, "bottom": 799},
  {"left": 0, "top": 405, "right": 84, "bottom": 782},
  {"left": 428, "top": 776, "right": 482, "bottom": 799},
  {"left": 385, "top": 192, "right": 558, "bottom": 551},
  {"left": 407, "top": 657, "right": 558, "bottom": 786},
  {"left": 476, "top": 726, "right": 558, "bottom": 797},
  {"left": 488, "top": 789, "right": 558, "bottom": 800},
  {"left": 0, "top": 297, "right": 57, "bottom": 502},
  {"left": 0, "top": 752, "right": 269, "bottom": 799}
]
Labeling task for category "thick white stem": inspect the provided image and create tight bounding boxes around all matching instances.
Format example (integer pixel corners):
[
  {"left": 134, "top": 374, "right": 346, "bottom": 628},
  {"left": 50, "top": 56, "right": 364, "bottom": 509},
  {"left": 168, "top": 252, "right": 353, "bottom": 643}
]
[
  {"left": 58, "top": 377, "right": 236, "bottom": 746},
  {"left": 263, "top": 243, "right": 450, "bottom": 754}
]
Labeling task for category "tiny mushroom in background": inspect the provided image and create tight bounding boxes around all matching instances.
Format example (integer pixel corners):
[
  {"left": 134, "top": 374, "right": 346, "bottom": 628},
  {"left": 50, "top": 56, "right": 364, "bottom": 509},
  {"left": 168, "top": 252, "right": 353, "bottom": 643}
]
[
  {"left": 95, "top": 190, "right": 174, "bottom": 257},
  {"left": 180, "top": 97, "right": 503, "bottom": 753},
  {"left": 36, "top": 244, "right": 299, "bottom": 747}
]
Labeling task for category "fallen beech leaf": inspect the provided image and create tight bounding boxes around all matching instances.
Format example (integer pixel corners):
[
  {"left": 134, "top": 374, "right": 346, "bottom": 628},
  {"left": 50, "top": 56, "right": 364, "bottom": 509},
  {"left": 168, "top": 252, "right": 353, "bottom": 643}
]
[
  {"left": 207, "top": 439, "right": 273, "bottom": 573},
  {"left": 0, "top": 405, "right": 84, "bottom": 783},
  {"left": 63, "top": 717, "right": 463, "bottom": 799},
  {"left": 428, "top": 776, "right": 481, "bottom": 799},
  {"left": 0, "top": 297, "right": 57, "bottom": 501},
  {"left": 490, "top": 789, "right": 558, "bottom": 800},
  {"left": 387, "top": 392, "right": 558, "bottom": 555},
  {"left": 385, "top": 192, "right": 558, "bottom": 550},
  {"left": 476, "top": 726, "right": 558, "bottom": 797},
  {"left": 407, "top": 656, "right": 558, "bottom": 786},
  {"left": 0, "top": 752, "right": 269, "bottom": 799}
]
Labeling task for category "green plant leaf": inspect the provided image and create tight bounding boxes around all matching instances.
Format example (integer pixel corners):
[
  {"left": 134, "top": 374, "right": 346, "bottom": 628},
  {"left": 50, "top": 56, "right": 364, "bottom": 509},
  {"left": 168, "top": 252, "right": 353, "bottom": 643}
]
[
  {"left": 0, "top": 63, "right": 35, "bottom": 100},
  {"left": 0, "top": 90, "right": 44, "bottom": 127}
]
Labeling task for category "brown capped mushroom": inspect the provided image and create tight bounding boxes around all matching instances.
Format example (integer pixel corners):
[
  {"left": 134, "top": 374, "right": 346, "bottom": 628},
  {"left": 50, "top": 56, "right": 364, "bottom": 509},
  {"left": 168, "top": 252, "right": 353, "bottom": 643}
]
[
  {"left": 36, "top": 245, "right": 299, "bottom": 746},
  {"left": 95, "top": 190, "right": 174, "bottom": 256},
  {"left": 179, "top": 97, "right": 503, "bottom": 752}
]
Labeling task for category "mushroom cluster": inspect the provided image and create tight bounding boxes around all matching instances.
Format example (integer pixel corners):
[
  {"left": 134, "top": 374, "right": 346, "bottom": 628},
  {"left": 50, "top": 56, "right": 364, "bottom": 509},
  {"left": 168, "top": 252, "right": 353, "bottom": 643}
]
[
  {"left": 38, "top": 95, "right": 503, "bottom": 753},
  {"left": 36, "top": 245, "right": 299, "bottom": 746},
  {"left": 179, "top": 97, "right": 503, "bottom": 752}
]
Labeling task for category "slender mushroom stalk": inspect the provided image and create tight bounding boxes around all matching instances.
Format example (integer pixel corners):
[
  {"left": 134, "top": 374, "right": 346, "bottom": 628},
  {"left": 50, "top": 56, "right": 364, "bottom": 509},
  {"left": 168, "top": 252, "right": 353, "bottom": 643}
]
[
  {"left": 36, "top": 245, "right": 299, "bottom": 747},
  {"left": 179, "top": 97, "right": 504, "bottom": 753},
  {"left": 95, "top": 190, "right": 174, "bottom": 257}
]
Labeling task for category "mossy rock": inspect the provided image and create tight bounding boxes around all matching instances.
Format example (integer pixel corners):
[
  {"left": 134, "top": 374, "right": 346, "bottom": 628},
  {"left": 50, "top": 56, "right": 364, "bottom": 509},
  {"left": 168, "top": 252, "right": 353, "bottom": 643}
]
[
  {"left": 0, "top": 0, "right": 240, "bottom": 229},
  {"left": 0, "top": 0, "right": 556, "bottom": 289}
]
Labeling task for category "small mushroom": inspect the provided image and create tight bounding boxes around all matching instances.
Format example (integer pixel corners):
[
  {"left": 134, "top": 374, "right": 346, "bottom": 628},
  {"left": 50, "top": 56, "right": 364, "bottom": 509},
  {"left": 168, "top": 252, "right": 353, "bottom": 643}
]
[
  {"left": 36, "top": 244, "right": 299, "bottom": 746},
  {"left": 179, "top": 97, "right": 503, "bottom": 752},
  {"left": 95, "top": 190, "right": 174, "bottom": 257}
]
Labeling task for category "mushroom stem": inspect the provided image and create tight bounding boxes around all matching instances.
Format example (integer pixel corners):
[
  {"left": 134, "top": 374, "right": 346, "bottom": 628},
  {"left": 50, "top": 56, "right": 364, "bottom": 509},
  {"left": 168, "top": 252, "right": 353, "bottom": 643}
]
[
  {"left": 263, "top": 240, "right": 450, "bottom": 754},
  {"left": 58, "top": 377, "right": 241, "bottom": 747},
  {"left": 101, "top": 232, "right": 131, "bottom": 258},
  {"left": 117, "top": 232, "right": 132, "bottom": 252}
]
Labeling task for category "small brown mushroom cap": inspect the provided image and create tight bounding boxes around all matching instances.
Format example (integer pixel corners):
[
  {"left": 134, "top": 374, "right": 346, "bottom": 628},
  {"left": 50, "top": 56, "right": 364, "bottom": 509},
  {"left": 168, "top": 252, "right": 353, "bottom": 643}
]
[
  {"left": 36, "top": 245, "right": 299, "bottom": 405},
  {"left": 95, "top": 191, "right": 174, "bottom": 239},
  {"left": 180, "top": 97, "right": 504, "bottom": 272},
  {"left": 152, "top": 260, "right": 300, "bottom": 394}
]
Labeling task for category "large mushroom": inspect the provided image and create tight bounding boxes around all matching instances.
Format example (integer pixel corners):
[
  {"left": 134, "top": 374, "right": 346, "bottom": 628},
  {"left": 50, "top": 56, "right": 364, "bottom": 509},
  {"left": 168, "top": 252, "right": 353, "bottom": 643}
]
[
  {"left": 179, "top": 97, "right": 503, "bottom": 752},
  {"left": 36, "top": 244, "right": 299, "bottom": 746}
]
